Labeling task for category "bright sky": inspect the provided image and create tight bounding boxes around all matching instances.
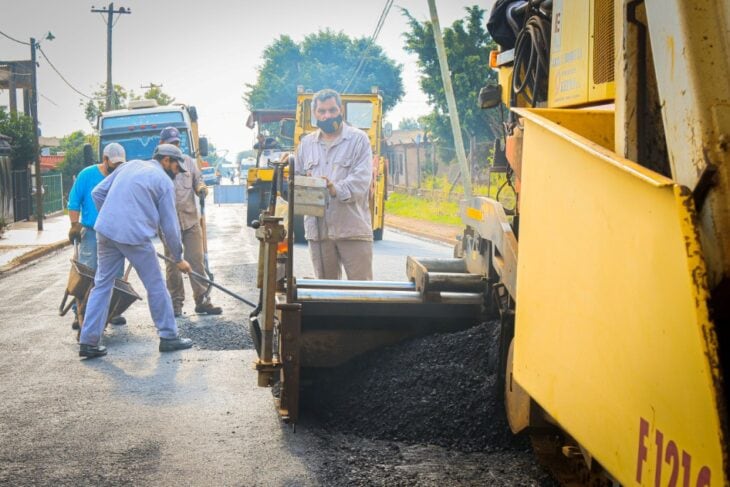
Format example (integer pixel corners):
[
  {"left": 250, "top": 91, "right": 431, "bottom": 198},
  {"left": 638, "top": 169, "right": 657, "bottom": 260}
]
[{"left": 1, "top": 0, "right": 493, "bottom": 157}]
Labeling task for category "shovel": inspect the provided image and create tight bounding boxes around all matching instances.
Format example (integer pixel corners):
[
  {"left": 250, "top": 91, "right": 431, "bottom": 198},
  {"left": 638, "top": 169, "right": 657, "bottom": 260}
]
[
  {"left": 156, "top": 252, "right": 256, "bottom": 308},
  {"left": 199, "top": 193, "right": 215, "bottom": 297}
]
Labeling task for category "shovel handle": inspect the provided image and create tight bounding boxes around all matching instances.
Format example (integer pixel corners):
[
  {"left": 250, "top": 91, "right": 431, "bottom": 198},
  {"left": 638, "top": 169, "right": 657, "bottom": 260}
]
[
  {"left": 123, "top": 262, "right": 133, "bottom": 281},
  {"left": 156, "top": 252, "right": 256, "bottom": 308}
]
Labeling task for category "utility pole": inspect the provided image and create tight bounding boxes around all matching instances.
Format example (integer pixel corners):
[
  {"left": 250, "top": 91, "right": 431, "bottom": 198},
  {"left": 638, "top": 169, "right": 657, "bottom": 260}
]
[
  {"left": 427, "top": 0, "right": 472, "bottom": 199},
  {"left": 91, "top": 3, "right": 131, "bottom": 111},
  {"left": 29, "top": 37, "right": 43, "bottom": 231}
]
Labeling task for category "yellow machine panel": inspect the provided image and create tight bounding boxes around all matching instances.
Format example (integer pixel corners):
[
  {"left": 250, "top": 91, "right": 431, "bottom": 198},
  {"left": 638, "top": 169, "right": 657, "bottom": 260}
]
[
  {"left": 548, "top": 0, "right": 615, "bottom": 107},
  {"left": 512, "top": 108, "right": 725, "bottom": 486}
]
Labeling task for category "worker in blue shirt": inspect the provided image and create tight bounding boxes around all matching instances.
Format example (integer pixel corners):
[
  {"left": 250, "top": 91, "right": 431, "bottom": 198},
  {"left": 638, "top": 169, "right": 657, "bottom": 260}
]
[
  {"left": 67, "top": 142, "right": 126, "bottom": 330},
  {"left": 79, "top": 144, "right": 194, "bottom": 358}
]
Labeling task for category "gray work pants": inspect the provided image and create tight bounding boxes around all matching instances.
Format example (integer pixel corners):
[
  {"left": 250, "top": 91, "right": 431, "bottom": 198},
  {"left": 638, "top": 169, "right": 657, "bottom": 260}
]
[
  {"left": 80, "top": 233, "right": 178, "bottom": 346},
  {"left": 164, "top": 222, "right": 208, "bottom": 307},
  {"left": 308, "top": 239, "right": 373, "bottom": 280}
]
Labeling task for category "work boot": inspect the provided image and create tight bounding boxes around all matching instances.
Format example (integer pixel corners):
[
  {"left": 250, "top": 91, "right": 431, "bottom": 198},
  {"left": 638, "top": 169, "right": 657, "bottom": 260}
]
[
  {"left": 173, "top": 302, "right": 183, "bottom": 318},
  {"left": 159, "top": 336, "right": 194, "bottom": 352},
  {"left": 109, "top": 315, "right": 126, "bottom": 326},
  {"left": 195, "top": 300, "right": 222, "bottom": 315},
  {"left": 79, "top": 343, "right": 107, "bottom": 359}
]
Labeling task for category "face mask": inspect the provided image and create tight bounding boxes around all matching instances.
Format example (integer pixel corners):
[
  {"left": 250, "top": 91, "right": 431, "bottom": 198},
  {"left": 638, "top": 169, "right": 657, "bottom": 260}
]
[{"left": 316, "top": 115, "right": 343, "bottom": 134}]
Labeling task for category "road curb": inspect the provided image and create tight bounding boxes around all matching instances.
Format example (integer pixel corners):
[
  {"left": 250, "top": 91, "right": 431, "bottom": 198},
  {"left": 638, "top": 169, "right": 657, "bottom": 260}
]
[{"left": 0, "top": 240, "right": 71, "bottom": 275}]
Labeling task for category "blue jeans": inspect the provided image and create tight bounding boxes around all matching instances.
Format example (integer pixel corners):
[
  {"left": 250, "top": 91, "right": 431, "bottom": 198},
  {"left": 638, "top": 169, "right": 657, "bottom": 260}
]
[{"left": 78, "top": 227, "right": 98, "bottom": 269}]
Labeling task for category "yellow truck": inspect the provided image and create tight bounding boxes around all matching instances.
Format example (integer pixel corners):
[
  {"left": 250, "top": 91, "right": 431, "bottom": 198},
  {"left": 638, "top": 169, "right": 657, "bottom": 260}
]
[
  {"left": 469, "top": 0, "right": 729, "bottom": 484},
  {"left": 246, "top": 89, "right": 387, "bottom": 241}
]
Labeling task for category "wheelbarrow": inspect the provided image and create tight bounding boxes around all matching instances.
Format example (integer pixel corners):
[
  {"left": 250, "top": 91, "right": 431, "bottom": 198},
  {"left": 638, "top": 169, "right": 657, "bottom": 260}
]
[{"left": 59, "top": 242, "right": 142, "bottom": 336}]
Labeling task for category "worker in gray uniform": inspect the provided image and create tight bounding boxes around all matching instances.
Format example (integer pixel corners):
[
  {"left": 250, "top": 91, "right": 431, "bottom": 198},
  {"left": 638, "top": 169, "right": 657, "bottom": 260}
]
[
  {"left": 78, "top": 144, "right": 194, "bottom": 359},
  {"left": 158, "top": 127, "right": 222, "bottom": 317},
  {"left": 294, "top": 88, "right": 374, "bottom": 280}
]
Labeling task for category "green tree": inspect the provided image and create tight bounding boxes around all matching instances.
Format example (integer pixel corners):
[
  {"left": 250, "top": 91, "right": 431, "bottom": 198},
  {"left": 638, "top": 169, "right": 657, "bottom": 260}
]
[
  {"left": 81, "top": 84, "right": 176, "bottom": 128},
  {"left": 57, "top": 131, "right": 98, "bottom": 193},
  {"left": 245, "top": 30, "right": 404, "bottom": 113},
  {"left": 0, "top": 108, "right": 35, "bottom": 169},
  {"left": 82, "top": 83, "right": 130, "bottom": 127},
  {"left": 131, "top": 85, "right": 176, "bottom": 106},
  {"left": 398, "top": 117, "right": 421, "bottom": 130},
  {"left": 402, "top": 6, "right": 500, "bottom": 174}
]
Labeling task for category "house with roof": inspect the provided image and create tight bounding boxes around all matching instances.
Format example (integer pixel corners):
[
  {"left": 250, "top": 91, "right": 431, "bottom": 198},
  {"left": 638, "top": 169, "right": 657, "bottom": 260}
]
[{"left": 383, "top": 129, "right": 437, "bottom": 190}]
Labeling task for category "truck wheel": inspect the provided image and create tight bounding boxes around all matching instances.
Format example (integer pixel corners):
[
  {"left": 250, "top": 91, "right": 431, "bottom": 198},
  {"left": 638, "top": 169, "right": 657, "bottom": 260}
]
[
  {"left": 246, "top": 188, "right": 260, "bottom": 227},
  {"left": 294, "top": 215, "right": 306, "bottom": 244}
]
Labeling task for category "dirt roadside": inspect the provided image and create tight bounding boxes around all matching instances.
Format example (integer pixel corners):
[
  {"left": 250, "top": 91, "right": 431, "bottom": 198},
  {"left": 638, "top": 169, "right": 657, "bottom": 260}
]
[{"left": 385, "top": 214, "right": 462, "bottom": 246}]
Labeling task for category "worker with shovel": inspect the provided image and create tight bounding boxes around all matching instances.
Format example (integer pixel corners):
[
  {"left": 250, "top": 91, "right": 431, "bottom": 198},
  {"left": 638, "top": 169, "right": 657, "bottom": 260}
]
[
  {"left": 158, "top": 127, "right": 222, "bottom": 317},
  {"left": 78, "top": 144, "right": 194, "bottom": 358}
]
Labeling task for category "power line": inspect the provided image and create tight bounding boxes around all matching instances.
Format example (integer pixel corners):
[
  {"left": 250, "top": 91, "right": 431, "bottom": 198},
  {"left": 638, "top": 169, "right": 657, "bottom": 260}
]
[
  {"left": 40, "top": 93, "right": 58, "bottom": 106},
  {"left": 342, "top": 0, "right": 392, "bottom": 92},
  {"left": 36, "top": 45, "right": 93, "bottom": 100},
  {"left": 0, "top": 29, "right": 31, "bottom": 46},
  {"left": 341, "top": 0, "right": 393, "bottom": 93}
]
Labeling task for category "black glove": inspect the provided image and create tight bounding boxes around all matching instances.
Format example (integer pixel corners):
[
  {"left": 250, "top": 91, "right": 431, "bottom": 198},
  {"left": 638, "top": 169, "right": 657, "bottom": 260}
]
[{"left": 68, "top": 222, "right": 83, "bottom": 243}]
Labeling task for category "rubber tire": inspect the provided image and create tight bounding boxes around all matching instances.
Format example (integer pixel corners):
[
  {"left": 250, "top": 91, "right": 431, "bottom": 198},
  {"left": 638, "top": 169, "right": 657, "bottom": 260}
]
[
  {"left": 293, "top": 215, "right": 306, "bottom": 244},
  {"left": 249, "top": 315, "right": 262, "bottom": 357},
  {"left": 246, "top": 187, "right": 260, "bottom": 227},
  {"left": 247, "top": 185, "right": 271, "bottom": 227}
]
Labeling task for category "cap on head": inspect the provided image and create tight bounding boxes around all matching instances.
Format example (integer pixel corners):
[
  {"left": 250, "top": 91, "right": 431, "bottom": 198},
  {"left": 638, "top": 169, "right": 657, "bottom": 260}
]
[
  {"left": 103, "top": 142, "right": 126, "bottom": 164},
  {"left": 160, "top": 126, "right": 181, "bottom": 144},
  {"left": 153, "top": 143, "right": 187, "bottom": 172}
]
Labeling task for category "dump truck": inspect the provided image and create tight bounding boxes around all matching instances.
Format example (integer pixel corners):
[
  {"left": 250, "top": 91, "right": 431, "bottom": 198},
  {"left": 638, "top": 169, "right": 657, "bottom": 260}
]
[
  {"left": 98, "top": 99, "right": 208, "bottom": 168},
  {"left": 245, "top": 89, "right": 387, "bottom": 242},
  {"left": 248, "top": 1, "right": 729, "bottom": 485}
]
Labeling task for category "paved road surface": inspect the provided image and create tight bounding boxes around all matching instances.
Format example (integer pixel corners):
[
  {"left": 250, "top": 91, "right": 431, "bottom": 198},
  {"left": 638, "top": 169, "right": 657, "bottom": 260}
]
[{"left": 0, "top": 201, "right": 458, "bottom": 486}]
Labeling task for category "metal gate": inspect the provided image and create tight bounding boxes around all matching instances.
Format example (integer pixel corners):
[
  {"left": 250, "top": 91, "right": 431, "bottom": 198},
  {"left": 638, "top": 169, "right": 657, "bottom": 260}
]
[
  {"left": 11, "top": 169, "right": 30, "bottom": 221},
  {"left": 29, "top": 173, "right": 64, "bottom": 215},
  {"left": 41, "top": 173, "right": 64, "bottom": 214},
  {"left": 0, "top": 156, "right": 12, "bottom": 222}
]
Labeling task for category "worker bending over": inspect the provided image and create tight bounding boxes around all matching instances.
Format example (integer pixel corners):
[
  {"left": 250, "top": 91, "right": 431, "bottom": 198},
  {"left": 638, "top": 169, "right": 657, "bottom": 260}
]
[
  {"left": 78, "top": 144, "right": 194, "bottom": 358},
  {"left": 67, "top": 142, "right": 127, "bottom": 329},
  {"left": 294, "top": 88, "right": 373, "bottom": 280}
]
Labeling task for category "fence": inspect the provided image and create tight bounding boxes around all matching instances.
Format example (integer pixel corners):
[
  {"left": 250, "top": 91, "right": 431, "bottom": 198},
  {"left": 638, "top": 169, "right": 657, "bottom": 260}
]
[
  {"left": 11, "top": 169, "right": 30, "bottom": 221},
  {"left": 390, "top": 171, "right": 518, "bottom": 210},
  {"left": 30, "top": 173, "right": 64, "bottom": 215}
]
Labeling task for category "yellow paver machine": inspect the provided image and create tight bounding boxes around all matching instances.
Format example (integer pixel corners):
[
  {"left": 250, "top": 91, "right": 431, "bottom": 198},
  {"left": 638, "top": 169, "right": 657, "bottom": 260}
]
[{"left": 249, "top": 1, "right": 729, "bottom": 484}]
